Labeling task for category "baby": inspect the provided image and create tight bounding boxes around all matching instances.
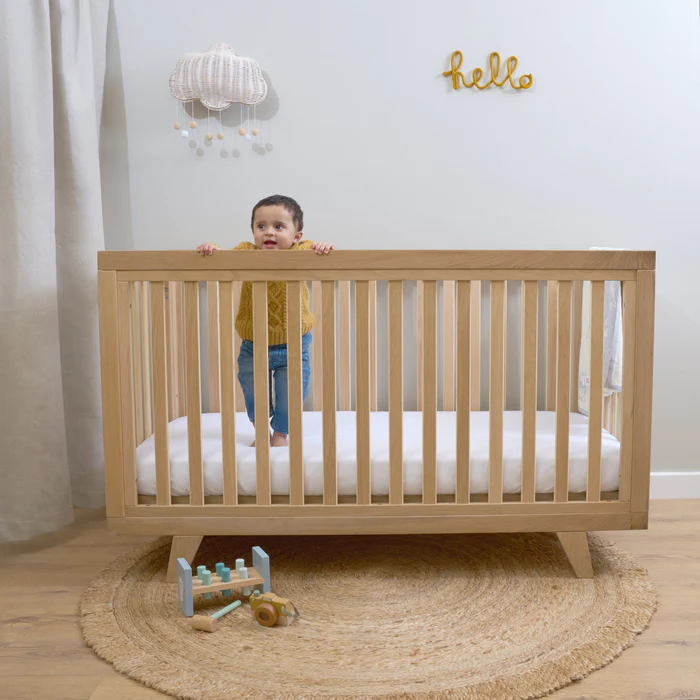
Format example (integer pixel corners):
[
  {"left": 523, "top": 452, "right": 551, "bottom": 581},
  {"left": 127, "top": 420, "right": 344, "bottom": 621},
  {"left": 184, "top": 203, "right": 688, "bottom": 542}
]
[{"left": 197, "top": 194, "right": 335, "bottom": 447}]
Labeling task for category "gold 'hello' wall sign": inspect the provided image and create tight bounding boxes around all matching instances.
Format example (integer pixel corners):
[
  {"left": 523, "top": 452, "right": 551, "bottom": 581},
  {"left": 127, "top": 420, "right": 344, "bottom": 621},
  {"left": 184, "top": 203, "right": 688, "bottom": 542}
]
[{"left": 443, "top": 51, "right": 533, "bottom": 91}]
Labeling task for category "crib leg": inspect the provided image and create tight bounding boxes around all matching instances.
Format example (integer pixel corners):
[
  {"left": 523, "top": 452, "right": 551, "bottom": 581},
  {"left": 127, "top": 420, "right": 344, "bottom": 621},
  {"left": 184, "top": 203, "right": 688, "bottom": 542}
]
[
  {"left": 166, "top": 536, "right": 203, "bottom": 583},
  {"left": 556, "top": 532, "right": 594, "bottom": 578}
]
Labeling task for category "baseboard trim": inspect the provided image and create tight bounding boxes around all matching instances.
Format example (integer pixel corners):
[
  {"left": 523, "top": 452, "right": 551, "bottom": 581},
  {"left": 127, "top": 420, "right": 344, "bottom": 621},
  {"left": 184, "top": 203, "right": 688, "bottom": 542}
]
[{"left": 650, "top": 472, "right": 700, "bottom": 499}]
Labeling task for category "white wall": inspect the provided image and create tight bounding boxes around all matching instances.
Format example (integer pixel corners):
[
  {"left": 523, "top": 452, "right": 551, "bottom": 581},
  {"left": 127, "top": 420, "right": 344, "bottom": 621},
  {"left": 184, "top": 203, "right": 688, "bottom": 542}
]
[{"left": 101, "top": 0, "right": 700, "bottom": 473}]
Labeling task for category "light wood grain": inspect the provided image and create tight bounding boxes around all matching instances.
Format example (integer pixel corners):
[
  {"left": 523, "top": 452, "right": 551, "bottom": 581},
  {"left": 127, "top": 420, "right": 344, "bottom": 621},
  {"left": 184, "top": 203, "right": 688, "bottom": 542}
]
[
  {"left": 521, "top": 280, "right": 538, "bottom": 504},
  {"left": 119, "top": 269, "right": 638, "bottom": 283},
  {"left": 165, "top": 284, "right": 174, "bottom": 421},
  {"left": 130, "top": 282, "right": 144, "bottom": 446},
  {"left": 443, "top": 280, "right": 455, "bottom": 411},
  {"left": 417, "top": 281, "right": 423, "bottom": 411},
  {"left": 619, "top": 281, "right": 637, "bottom": 503},
  {"left": 287, "top": 281, "right": 304, "bottom": 506},
  {"left": 117, "top": 283, "right": 137, "bottom": 506},
  {"left": 587, "top": 281, "right": 605, "bottom": 503},
  {"left": 97, "top": 271, "right": 125, "bottom": 518},
  {"left": 150, "top": 282, "right": 170, "bottom": 507},
  {"left": 556, "top": 531, "right": 593, "bottom": 578},
  {"left": 218, "top": 281, "right": 237, "bottom": 506},
  {"left": 571, "top": 280, "right": 583, "bottom": 412},
  {"left": 422, "top": 281, "right": 437, "bottom": 504},
  {"left": 165, "top": 535, "right": 203, "bottom": 583},
  {"left": 207, "top": 282, "right": 220, "bottom": 413},
  {"left": 555, "top": 282, "right": 572, "bottom": 503},
  {"left": 322, "top": 281, "right": 338, "bottom": 505},
  {"left": 140, "top": 282, "right": 153, "bottom": 439},
  {"left": 489, "top": 280, "right": 506, "bottom": 504},
  {"left": 312, "top": 280, "right": 323, "bottom": 411},
  {"left": 369, "top": 280, "right": 378, "bottom": 412},
  {"left": 355, "top": 281, "right": 371, "bottom": 505},
  {"left": 456, "top": 281, "right": 471, "bottom": 504},
  {"left": 388, "top": 281, "right": 403, "bottom": 505},
  {"left": 2, "top": 501, "right": 697, "bottom": 700},
  {"left": 631, "top": 272, "right": 655, "bottom": 514},
  {"left": 546, "top": 280, "right": 557, "bottom": 412},
  {"left": 252, "top": 282, "right": 271, "bottom": 506},
  {"left": 184, "top": 282, "right": 204, "bottom": 507},
  {"left": 470, "top": 281, "right": 481, "bottom": 410},
  {"left": 338, "top": 280, "right": 351, "bottom": 410},
  {"left": 167, "top": 282, "right": 186, "bottom": 421},
  {"left": 99, "top": 249, "right": 656, "bottom": 271}
]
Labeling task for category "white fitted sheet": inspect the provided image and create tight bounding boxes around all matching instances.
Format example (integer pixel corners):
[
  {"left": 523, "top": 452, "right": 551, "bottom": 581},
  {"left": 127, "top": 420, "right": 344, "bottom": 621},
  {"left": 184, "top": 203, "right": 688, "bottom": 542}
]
[{"left": 136, "top": 411, "right": 621, "bottom": 497}]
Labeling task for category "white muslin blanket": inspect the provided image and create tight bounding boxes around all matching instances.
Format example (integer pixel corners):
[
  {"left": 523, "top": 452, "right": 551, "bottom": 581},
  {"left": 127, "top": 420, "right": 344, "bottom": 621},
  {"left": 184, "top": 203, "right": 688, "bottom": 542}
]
[{"left": 578, "top": 248, "right": 623, "bottom": 415}]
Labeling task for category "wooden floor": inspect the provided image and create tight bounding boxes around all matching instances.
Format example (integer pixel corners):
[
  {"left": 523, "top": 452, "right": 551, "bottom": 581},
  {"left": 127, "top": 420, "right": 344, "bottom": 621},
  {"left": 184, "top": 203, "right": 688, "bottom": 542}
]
[{"left": 0, "top": 501, "right": 698, "bottom": 700}]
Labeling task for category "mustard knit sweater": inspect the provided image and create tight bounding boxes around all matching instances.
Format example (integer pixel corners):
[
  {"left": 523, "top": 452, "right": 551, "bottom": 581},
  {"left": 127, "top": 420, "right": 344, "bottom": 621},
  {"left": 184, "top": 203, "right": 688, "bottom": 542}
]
[{"left": 230, "top": 241, "right": 316, "bottom": 344}]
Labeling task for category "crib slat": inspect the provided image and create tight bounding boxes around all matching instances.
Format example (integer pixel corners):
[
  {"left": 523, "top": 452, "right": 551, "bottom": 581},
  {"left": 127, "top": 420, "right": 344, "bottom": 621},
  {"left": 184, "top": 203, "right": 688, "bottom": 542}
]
[
  {"left": 456, "top": 281, "right": 471, "bottom": 503},
  {"left": 470, "top": 281, "right": 481, "bottom": 410},
  {"left": 417, "top": 281, "right": 423, "bottom": 411},
  {"left": 252, "top": 282, "right": 271, "bottom": 506},
  {"left": 150, "top": 282, "right": 170, "bottom": 506},
  {"left": 521, "top": 280, "right": 538, "bottom": 503},
  {"left": 312, "top": 280, "right": 323, "bottom": 411},
  {"left": 422, "top": 281, "right": 437, "bottom": 504},
  {"left": 587, "top": 281, "right": 605, "bottom": 502},
  {"left": 218, "top": 281, "right": 237, "bottom": 506},
  {"left": 546, "top": 280, "right": 557, "bottom": 411},
  {"left": 338, "top": 280, "right": 351, "bottom": 411},
  {"left": 118, "top": 282, "right": 137, "bottom": 506},
  {"left": 322, "top": 281, "right": 338, "bottom": 505},
  {"left": 571, "top": 280, "right": 583, "bottom": 412},
  {"left": 443, "top": 280, "right": 455, "bottom": 411},
  {"left": 619, "top": 281, "right": 637, "bottom": 502},
  {"left": 388, "top": 280, "right": 403, "bottom": 504},
  {"left": 233, "top": 281, "right": 245, "bottom": 413},
  {"left": 131, "top": 282, "right": 144, "bottom": 445},
  {"left": 489, "top": 281, "right": 506, "bottom": 503},
  {"left": 355, "top": 281, "right": 371, "bottom": 505},
  {"left": 168, "top": 282, "right": 186, "bottom": 421},
  {"left": 185, "top": 282, "right": 204, "bottom": 506},
  {"left": 165, "top": 284, "right": 174, "bottom": 422},
  {"left": 207, "top": 282, "right": 221, "bottom": 413},
  {"left": 555, "top": 281, "right": 572, "bottom": 502},
  {"left": 141, "top": 282, "right": 153, "bottom": 438},
  {"left": 369, "top": 280, "right": 378, "bottom": 412},
  {"left": 287, "top": 281, "right": 304, "bottom": 506}
]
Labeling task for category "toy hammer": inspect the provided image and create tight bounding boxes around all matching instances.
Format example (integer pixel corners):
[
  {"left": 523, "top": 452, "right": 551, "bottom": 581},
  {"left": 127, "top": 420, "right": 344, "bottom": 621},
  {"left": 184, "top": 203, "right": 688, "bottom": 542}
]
[{"left": 189, "top": 599, "right": 242, "bottom": 632}]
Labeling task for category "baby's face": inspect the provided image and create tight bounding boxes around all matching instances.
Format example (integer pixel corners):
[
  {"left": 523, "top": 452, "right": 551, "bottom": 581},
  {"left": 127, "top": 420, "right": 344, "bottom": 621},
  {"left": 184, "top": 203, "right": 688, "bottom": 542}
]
[{"left": 252, "top": 205, "right": 301, "bottom": 250}]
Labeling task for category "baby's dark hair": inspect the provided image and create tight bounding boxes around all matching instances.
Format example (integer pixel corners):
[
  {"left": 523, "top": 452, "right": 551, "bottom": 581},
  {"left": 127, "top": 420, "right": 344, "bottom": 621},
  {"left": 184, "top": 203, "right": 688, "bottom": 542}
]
[{"left": 251, "top": 195, "right": 304, "bottom": 231}]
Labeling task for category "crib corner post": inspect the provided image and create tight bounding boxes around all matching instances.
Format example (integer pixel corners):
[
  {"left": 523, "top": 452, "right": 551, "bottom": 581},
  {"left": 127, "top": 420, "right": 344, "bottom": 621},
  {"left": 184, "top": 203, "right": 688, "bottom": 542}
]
[
  {"left": 630, "top": 270, "right": 655, "bottom": 519},
  {"left": 98, "top": 270, "right": 126, "bottom": 519}
]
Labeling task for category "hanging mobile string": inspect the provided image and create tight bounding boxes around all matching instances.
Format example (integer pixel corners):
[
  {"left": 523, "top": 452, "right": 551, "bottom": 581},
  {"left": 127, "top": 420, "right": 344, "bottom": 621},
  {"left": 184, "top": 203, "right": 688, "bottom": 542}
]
[
  {"left": 238, "top": 102, "right": 246, "bottom": 137},
  {"left": 205, "top": 107, "right": 213, "bottom": 142},
  {"left": 174, "top": 101, "right": 181, "bottom": 130},
  {"left": 252, "top": 104, "right": 259, "bottom": 138},
  {"left": 216, "top": 107, "right": 224, "bottom": 141},
  {"left": 189, "top": 100, "right": 197, "bottom": 129}
]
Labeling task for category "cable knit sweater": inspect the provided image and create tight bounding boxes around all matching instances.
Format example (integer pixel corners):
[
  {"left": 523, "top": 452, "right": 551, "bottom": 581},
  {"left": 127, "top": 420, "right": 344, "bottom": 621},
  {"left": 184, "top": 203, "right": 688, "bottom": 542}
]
[{"left": 231, "top": 241, "right": 316, "bottom": 344}]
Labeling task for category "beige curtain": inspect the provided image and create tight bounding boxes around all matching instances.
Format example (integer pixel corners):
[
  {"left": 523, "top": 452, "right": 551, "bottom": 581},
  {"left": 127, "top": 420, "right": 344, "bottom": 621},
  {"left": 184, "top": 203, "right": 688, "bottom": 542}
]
[{"left": 0, "top": 0, "right": 109, "bottom": 541}]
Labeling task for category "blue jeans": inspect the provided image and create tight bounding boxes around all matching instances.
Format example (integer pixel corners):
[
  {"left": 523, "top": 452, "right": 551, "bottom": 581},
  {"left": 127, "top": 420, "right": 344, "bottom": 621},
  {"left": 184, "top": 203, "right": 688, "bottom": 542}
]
[{"left": 237, "top": 332, "right": 312, "bottom": 435}]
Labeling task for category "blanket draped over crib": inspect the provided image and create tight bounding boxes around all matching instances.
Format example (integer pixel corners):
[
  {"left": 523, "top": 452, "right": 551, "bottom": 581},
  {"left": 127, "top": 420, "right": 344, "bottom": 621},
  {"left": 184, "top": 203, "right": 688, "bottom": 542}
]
[{"left": 578, "top": 248, "right": 623, "bottom": 415}]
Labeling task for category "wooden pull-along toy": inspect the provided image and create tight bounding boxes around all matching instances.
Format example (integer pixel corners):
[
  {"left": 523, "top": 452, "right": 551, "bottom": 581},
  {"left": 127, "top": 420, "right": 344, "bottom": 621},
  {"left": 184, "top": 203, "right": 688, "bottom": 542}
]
[
  {"left": 250, "top": 590, "right": 301, "bottom": 627},
  {"left": 189, "top": 599, "right": 242, "bottom": 632},
  {"left": 177, "top": 546, "right": 270, "bottom": 618}
]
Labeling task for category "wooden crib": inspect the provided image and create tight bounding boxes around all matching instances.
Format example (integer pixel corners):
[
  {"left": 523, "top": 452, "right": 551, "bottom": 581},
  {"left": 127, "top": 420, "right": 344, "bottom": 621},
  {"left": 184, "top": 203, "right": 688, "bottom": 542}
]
[{"left": 97, "top": 250, "right": 655, "bottom": 580}]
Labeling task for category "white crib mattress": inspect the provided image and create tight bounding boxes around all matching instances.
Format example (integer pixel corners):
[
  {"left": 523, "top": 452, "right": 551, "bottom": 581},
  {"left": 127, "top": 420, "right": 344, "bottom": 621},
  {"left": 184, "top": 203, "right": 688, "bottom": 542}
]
[{"left": 135, "top": 411, "right": 621, "bottom": 497}]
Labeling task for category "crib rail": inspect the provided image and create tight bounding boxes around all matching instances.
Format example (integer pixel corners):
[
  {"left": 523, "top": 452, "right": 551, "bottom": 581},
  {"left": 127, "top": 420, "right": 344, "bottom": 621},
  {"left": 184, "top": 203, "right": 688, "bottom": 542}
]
[{"left": 98, "top": 250, "right": 655, "bottom": 535}]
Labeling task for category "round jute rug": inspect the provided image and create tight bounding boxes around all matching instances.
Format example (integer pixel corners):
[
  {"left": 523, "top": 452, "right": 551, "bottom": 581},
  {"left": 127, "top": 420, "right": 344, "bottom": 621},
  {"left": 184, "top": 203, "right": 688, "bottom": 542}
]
[{"left": 80, "top": 533, "right": 656, "bottom": 700}]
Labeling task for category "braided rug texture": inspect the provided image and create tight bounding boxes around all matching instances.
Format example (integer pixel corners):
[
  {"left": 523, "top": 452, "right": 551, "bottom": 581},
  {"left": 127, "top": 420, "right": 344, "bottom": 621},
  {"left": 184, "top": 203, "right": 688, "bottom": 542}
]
[{"left": 80, "top": 533, "right": 656, "bottom": 700}]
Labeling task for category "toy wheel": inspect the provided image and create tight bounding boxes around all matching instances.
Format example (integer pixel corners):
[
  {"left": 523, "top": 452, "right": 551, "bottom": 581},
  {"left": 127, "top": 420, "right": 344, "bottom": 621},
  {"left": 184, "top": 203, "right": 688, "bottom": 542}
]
[{"left": 254, "top": 602, "right": 278, "bottom": 627}]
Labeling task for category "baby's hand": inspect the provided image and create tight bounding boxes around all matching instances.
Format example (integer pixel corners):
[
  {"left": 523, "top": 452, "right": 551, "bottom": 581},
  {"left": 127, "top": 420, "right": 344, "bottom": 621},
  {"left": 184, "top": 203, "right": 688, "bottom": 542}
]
[
  {"left": 197, "top": 243, "right": 220, "bottom": 256},
  {"left": 312, "top": 242, "right": 335, "bottom": 255}
]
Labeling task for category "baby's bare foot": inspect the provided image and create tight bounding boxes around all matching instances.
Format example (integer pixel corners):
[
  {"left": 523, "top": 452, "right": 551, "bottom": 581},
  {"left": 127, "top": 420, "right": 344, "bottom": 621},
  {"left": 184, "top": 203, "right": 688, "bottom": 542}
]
[{"left": 271, "top": 432, "right": 288, "bottom": 448}]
